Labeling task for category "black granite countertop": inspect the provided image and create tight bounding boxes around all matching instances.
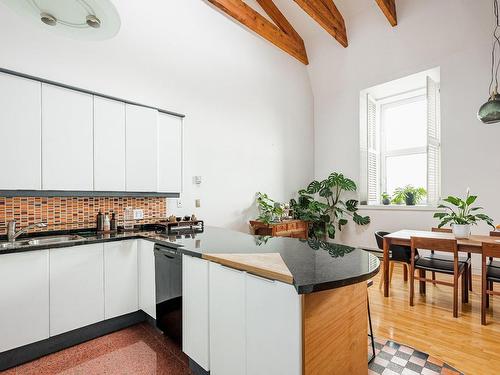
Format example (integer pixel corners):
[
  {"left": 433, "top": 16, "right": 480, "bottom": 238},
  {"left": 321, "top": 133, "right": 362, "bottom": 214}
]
[
  {"left": 0, "top": 226, "right": 379, "bottom": 294},
  {"left": 164, "top": 226, "right": 380, "bottom": 294}
]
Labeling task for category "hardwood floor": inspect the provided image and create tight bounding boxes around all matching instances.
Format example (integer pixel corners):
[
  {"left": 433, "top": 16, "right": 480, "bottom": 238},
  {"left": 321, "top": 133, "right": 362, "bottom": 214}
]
[{"left": 369, "top": 263, "right": 500, "bottom": 375}]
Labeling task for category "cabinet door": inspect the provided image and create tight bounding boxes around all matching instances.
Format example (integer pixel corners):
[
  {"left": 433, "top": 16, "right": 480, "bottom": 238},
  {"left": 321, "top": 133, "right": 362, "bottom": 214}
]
[
  {"left": 246, "top": 274, "right": 302, "bottom": 375},
  {"left": 125, "top": 104, "right": 158, "bottom": 192},
  {"left": 94, "top": 96, "right": 126, "bottom": 191},
  {"left": 158, "top": 113, "right": 182, "bottom": 193},
  {"left": 182, "top": 255, "right": 210, "bottom": 371},
  {"left": 209, "top": 262, "right": 246, "bottom": 375},
  {"left": 0, "top": 250, "right": 49, "bottom": 352},
  {"left": 0, "top": 73, "right": 41, "bottom": 190},
  {"left": 138, "top": 240, "right": 156, "bottom": 319},
  {"left": 49, "top": 244, "right": 104, "bottom": 336},
  {"left": 104, "top": 240, "right": 138, "bottom": 319},
  {"left": 42, "top": 84, "right": 93, "bottom": 190}
]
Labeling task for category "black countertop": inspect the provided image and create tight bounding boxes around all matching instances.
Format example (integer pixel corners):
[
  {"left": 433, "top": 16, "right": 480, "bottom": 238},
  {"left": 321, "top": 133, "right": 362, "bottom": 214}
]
[
  {"left": 0, "top": 226, "right": 379, "bottom": 294},
  {"left": 162, "top": 226, "right": 380, "bottom": 293}
]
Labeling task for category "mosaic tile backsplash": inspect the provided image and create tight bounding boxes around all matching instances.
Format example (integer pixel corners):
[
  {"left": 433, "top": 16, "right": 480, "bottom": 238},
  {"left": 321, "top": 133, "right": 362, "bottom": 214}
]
[{"left": 0, "top": 197, "right": 167, "bottom": 235}]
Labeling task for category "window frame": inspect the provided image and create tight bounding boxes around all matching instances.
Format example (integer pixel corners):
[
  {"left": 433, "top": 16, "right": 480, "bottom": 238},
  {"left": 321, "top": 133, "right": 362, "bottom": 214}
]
[{"left": 379, "top": 92, "right": 428, "bottom": 200}]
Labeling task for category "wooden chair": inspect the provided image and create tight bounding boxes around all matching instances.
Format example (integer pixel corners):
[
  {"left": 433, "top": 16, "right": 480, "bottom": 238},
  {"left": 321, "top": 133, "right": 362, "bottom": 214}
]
[
  {"left": 481, "top": 242, "right": 500, "bottom": 325},
  {"left": 428, "top": 227, "right": 472, "bottom": 291},
  {"left": 375, "top": 231, "right": 411, "bottom": 290},
  {"left": 410, "top": 236, "right": 469, "bottom": 318}
]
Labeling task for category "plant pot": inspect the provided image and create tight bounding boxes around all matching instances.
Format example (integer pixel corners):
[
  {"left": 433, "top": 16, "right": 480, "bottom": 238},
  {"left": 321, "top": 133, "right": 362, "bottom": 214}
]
[
  {"left": 382, "top": 198, "right": 390, "bottom": 205},
  {"left": 405, "top": 192, "right": 416, "bottom": 206},
  {"left": 452, "top": 224, "right": 471, "bottom": 239}
]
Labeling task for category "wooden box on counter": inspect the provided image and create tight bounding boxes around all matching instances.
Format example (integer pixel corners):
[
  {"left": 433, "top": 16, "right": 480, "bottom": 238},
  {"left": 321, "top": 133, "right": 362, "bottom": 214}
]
[{"left": 249, "top": 220, "right": 308, "bottom": 240}]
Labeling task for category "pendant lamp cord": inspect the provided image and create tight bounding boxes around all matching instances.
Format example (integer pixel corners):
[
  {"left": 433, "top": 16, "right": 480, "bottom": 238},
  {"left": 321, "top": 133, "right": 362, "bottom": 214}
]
[{"left": 489, "top": 0, "right": 500, "bottom": 97}]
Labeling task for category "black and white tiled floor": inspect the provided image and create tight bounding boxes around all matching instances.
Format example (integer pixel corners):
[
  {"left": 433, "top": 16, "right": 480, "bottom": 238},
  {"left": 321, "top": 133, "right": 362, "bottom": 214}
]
[{"left": 369, "top": 338, "right": 463, "bottom": 375}]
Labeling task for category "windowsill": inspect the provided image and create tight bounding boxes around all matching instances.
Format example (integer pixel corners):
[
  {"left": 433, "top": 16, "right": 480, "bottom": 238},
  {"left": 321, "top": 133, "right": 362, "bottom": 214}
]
[{"left": 358, "top": 204, "right": 439, "bottom": 212}]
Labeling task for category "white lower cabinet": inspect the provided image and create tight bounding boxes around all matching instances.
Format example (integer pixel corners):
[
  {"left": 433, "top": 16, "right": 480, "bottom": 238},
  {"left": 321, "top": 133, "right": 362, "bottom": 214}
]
[
  {"left": 182, "top": 255, "right": 210, "bottom": 371},
  {"left": 49, "top": 244, "right": 105, "bottom": 336},
  {"left": 246, "top": 273, "right": 302, "bottom": 375},
  {"left": 0, "top": 250, "right": 49, "bottom": 352},
  {"left": 104, "top": 240, "right": 138, "bottom": 319},
  {"left": 206, "top": 261, "right": 302, "bottom": 375},
  {"left": 209, "top": 262, "right": 246, "bottom": 375},
  {"left": 138, "top": 240, "right": 156, "bottom": 319}
]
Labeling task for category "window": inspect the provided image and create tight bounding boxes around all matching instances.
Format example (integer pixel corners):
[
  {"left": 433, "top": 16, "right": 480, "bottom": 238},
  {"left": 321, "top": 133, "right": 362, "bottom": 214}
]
[{"left": 359, "top": 68, "right": 441, "bottom": 206}]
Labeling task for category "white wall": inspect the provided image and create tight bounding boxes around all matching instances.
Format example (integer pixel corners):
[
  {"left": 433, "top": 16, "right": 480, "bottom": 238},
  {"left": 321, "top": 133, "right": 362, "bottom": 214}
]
[
  {"left": 309, "top": 0, "right": 500, "bottom": 265},
  {"left": 0, "top": 0, "right": 314, "bottom": 232}
]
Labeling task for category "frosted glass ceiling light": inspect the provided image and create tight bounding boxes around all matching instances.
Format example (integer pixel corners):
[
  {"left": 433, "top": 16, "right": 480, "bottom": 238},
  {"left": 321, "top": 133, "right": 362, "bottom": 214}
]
[{"left": 0, "top": 0, "right": 120, "bottom": 40}]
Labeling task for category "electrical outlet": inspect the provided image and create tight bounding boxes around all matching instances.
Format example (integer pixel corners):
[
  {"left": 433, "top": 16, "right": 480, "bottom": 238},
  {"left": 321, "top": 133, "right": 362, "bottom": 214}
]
[
  {"left": 177, "top": 199, "right": 182, "bottom": 208},
  {"left": 133, "top": 209, "right": 144, "bottom": 220}
]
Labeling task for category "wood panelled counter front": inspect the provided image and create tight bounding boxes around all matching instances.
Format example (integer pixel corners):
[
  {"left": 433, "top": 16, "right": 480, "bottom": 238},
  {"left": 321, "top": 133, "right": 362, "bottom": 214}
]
[{"left": 249, "top": 220, "right": 308, "bottom": 239}]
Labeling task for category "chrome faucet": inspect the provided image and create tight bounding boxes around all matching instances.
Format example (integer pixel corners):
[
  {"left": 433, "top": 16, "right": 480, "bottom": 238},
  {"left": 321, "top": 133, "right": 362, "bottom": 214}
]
[{"left": 7, "top": 220, "right": 47, "bottom": 242}]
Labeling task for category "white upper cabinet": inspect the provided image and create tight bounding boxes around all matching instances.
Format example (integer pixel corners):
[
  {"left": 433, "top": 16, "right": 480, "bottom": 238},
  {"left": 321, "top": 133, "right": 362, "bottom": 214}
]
[
  {"left": 93, "top": 97, "right": 126, "bottom": 191},
  {"left": 0, "top": 250, "right": 49, "bottom": 353},
  {"left": 158, "top": 113, "right": 182, "bottom": 193},
  {"left": 125, "top": 104, "right": 158, "bottom": 192},
  {"left": 49, "top": 244, "right": 105, "bottom": 336},
  {"left": 0, "top": 73, "right": 41, "bottom": 190},
  {"left": 42, "top": 84, "right": 94, "bottom": 191}
]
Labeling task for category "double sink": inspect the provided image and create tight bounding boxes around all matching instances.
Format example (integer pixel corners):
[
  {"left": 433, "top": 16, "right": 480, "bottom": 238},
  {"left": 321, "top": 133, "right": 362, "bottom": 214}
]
[{"left": 0, "top": 235, "right": 84, "bottom": 250}]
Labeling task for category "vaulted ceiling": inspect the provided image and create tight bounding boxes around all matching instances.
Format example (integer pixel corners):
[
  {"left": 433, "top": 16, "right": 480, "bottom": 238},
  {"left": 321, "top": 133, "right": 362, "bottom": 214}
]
[{"left": 205, "top": 0, "right": 397, "bottom": 64}]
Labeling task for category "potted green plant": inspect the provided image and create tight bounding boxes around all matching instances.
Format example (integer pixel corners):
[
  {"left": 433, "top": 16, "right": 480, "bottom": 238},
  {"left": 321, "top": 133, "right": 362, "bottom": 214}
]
[
  {"left": 255, "top": 192, "right": 284, "bottom": 224},
  {"left": 392, "top": 185, "right": 427, "bottom": 206},
  {"left": 381, "top": 192, "right": 391, "bottom": 205},
  {"left": 290, "top": 172, "right": 370, "bottom": 240},
  {"left": 433, "top": 190, "right": 495, "bottom": 239}
]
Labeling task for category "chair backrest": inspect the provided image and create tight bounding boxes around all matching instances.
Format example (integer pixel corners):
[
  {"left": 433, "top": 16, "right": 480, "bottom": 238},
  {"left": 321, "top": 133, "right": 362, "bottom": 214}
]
[
  {"left": 411, "top": 236, "right": 458, "bottom": 254},
  {"left": 482, "top": 242, "right": 500, "bottom": 259},
  {"left": 432, "top": 227, "right": 452, "bottom": 233},
  {"left": 374, "top": 231, "right": 390, "bottom": 251}
]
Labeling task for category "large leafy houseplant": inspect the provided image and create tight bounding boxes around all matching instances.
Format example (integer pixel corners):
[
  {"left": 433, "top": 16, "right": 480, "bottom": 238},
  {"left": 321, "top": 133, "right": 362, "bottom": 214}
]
[
  {"left": 290, "top": 172, "right": 370, "bottom": 240},
  {"left": 255, "top": 192, "right": 283, "bottom": 224},
  {"left": 433, "top": 190, "right": 494, "bottom": 238}
]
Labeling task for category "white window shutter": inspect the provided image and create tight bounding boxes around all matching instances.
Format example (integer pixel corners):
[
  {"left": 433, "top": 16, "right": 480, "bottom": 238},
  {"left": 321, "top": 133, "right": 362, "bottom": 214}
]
[
  {"left": 426, "top": 76, "right": 441, "bottom": 204},
  {"left": 367, "top": 94, "right": 380, "bottom": 204}
]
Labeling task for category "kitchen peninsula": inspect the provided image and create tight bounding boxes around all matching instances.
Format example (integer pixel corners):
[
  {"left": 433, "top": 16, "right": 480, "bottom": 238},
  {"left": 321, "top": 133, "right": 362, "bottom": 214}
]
[{"left": 0, "top": 226, "right": 379, "bottom": 374}]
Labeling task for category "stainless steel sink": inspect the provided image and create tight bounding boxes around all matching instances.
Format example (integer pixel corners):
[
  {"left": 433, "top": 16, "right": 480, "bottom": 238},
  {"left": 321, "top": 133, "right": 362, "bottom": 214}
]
[
  {"left": 27, "top": 235, "right": 84, "bottom": 246},
  {"left": 0, "top": 234, "right": 84, "bottom": 249}
]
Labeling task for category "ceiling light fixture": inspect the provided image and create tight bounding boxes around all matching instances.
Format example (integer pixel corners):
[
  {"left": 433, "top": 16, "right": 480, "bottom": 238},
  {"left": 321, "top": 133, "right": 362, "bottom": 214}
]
[
  {"left": 478, "top": 0, "right": 500, "bottom": 124},
  {"left": 0, "top": 0, "right": 120, "bottom": 40}
]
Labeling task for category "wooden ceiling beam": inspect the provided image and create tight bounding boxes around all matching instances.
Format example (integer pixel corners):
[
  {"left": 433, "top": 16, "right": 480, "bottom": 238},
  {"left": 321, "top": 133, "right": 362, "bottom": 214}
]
[
  {"left": 293, "top": 0, "right": 347, "bottom": 47},
  {"left": 206, "top": 0, "right": 309, "bottom": 65},
  {"left": 375, "top": 0, "right": 397, "bottom": 26},
  {"left": 256, "top": 0, "right": 302, "bottom": 43}
]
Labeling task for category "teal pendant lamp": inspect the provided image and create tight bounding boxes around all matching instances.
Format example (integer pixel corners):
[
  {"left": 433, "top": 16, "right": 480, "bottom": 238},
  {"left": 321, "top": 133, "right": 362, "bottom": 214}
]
[{"left": 478, "top": 0, "right": 500, "bottom": 124}]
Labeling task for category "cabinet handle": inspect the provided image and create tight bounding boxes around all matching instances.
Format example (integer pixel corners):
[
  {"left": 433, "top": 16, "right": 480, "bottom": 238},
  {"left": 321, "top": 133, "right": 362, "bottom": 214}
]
[
  {"left": 219, "top": 264, "right": 244, "bottom": 274},
  {"left": 247, "top": 272, "right": 275, "bottom": 283}
]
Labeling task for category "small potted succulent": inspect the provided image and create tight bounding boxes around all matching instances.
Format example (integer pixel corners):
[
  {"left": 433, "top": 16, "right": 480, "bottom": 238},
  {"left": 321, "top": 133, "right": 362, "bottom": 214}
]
[
  {"left": 381, "top": 192, "right": 391, "bottom": 205},
  {"left": 433, "top": 189, "right": 495, "bottom": 239},
  {"left": 392, "top": 185, "right": 427, "bottom": 206}
]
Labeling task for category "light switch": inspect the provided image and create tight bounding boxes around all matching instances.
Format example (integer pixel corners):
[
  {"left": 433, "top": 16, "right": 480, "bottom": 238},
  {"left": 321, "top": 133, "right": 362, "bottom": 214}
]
[{"left": 195, "top": 199, "right": 201, "bottom": 208}]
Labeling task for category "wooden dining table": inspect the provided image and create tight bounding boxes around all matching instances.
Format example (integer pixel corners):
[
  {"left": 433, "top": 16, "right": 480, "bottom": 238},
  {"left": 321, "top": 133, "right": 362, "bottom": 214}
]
[{"left": 382, "top": 229, "right": 500, "bottom": 297}]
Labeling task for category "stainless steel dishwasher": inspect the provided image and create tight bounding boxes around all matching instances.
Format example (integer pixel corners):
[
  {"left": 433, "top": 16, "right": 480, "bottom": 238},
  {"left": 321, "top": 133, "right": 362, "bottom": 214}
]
[{"left": 154, "top": 243, "right": 182, "bottom": 346}]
